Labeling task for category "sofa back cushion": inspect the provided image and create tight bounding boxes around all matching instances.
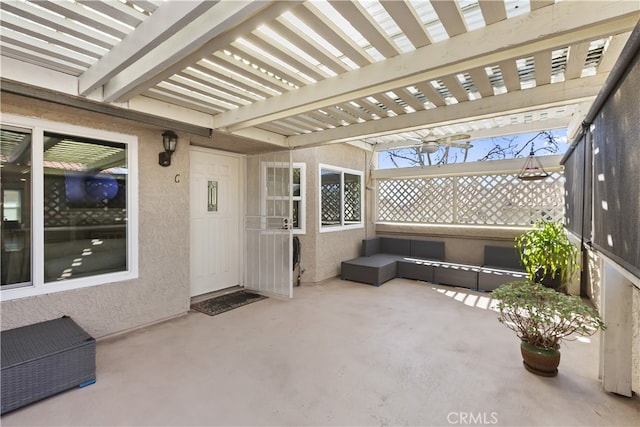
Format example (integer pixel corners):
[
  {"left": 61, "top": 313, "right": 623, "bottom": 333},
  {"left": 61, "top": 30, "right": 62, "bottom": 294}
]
[
  {"left": 410, "top": 240, "right": 445, "bottom": 260},
  {"left": 362, "top": 238, "right": 381, "bottom": 256},
  {"left": 484, "top": 245, "right": 524, "bottom": 270},
  {"left": 379, "top": 238, "right": 411, "bottom": 256}
]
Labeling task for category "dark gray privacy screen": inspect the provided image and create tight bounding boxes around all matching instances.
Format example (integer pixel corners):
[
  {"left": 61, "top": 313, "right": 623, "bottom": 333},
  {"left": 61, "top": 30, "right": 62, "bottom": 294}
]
[
  {"left": 563, "top": 132, "right": 592, "bottom": 241},
  {"left": 592, "top": 50, "right": 640, "bottom": 278}
]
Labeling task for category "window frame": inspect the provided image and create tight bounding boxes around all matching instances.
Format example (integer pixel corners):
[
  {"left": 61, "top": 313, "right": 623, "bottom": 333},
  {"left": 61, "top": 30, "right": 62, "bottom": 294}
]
[
  {"left": 318, "top": 164, "right": 364, "bottom": 233},
  {"left": 1, "top": 114, "right": 139, "bottom": 301},
  {"left": 292, "top": 162, "right": 306, "bottom": 235}
]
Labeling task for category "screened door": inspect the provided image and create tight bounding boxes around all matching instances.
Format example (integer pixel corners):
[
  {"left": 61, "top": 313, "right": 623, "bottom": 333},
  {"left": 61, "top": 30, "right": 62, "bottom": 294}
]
[{"left": 244, "top": 152, "right": 292, "bottom": 298}]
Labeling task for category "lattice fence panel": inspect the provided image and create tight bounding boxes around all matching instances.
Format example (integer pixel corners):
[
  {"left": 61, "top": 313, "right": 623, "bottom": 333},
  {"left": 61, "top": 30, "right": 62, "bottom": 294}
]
[
  {"left": 378, "top": 171, "right": 564, "bottom": 226},
  {"left": 456, "top": 172, "right": 564, "bottom": 225},
  {"left": 321, "top": 183, "right": 341, "bottom": 225},
  {"left": 378, "top": 177, "right": 454, "bottom": 223},
  {"left": 344, "top": 181, "right": 361, "bottom": 222}
]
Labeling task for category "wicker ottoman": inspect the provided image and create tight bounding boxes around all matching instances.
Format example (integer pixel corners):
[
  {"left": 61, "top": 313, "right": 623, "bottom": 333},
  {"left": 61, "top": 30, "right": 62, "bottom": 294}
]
[
  {"left": 341, "top": 254, "right": 401, "bottom": 286},
  {"left": 1, "top": 316, "right": 96, "bottom": 414}
]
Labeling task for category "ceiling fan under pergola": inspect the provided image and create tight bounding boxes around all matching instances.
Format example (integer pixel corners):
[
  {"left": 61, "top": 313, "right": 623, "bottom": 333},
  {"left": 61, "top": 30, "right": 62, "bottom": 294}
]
[{"left": 407, "top": 133, "right": 473, "bottom": 154}]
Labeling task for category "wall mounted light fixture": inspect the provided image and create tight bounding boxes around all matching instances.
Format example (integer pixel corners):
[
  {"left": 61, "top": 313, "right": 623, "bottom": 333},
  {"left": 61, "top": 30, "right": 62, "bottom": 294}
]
[{"left": 159, "top": 131, "right": 178, "bottom": 167}]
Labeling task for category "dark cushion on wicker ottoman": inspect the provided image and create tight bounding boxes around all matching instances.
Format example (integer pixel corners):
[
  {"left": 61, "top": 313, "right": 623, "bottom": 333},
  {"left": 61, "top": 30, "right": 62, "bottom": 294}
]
[
  {"left": 1, "top": 316, "right": 96, "bottom": 414},
  {"left": 341, "top": 254, "right": 402, "bottom": 286}
]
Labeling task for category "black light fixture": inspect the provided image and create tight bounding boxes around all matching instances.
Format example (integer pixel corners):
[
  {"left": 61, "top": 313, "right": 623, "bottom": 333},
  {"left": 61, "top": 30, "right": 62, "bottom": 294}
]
[
  {"left": 517, "top": 142, "right": 550, "bottom": 181},
  {"left": 159, "top": 130, "right": 178, "bottom": 167}
]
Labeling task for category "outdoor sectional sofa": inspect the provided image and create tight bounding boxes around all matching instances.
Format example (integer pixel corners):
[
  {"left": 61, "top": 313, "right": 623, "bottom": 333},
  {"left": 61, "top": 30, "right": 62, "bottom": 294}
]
[
  {"left": 340, "top": 237, "right": 445, "bottom": 287},
  {"left": 341, "top": 237, "right": 527, "bottom": 291}
]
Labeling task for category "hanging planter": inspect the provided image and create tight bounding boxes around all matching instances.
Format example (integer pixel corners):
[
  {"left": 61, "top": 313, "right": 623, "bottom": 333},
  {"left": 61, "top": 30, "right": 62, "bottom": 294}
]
[{"left": 517, "top": 143, "right": 550, "bottom": 181}]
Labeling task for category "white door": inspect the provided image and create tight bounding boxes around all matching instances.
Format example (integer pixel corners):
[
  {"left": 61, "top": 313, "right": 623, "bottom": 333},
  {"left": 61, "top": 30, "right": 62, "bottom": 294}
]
[
  {"left": 244, "top": 152, "right": 292, "bottom": 298},
  {"left": 190, "top": 148, "right": 241, "bottom": 297}
]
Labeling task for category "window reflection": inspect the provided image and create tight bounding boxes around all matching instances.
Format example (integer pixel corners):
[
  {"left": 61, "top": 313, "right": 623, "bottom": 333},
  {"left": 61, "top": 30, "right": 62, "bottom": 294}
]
[
  {"left": 1, "top": 127, "right": 32, "bottom": 288},
  {"left": 43, "top": 132, "right": 128, "bottom": 282}
]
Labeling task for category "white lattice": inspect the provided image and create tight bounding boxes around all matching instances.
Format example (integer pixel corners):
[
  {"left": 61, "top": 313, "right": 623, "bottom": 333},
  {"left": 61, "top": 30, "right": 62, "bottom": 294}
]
[
  {"left": 378, "top": 171, "right": 564, "bottom": 226},
  {"left": 379, "top": 177, "right": 454, "bottom": 223}
]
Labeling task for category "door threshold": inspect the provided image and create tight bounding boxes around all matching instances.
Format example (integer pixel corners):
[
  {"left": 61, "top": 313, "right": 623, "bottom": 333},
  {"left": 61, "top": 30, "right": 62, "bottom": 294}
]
[{"left": 190, "top": 285, "right": 242, "bottom": 304}]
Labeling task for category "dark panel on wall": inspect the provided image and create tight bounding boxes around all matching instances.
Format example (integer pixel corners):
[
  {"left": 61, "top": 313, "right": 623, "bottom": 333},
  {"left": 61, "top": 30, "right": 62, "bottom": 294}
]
[
  {"left": 564, "top": 135, "right": 585, "bottom": 237},
  {"left": 592, "top": 49, "right": 640, "bottom": 278},
  {"left": 583, "top": 131, "right": 593, "bottom": 243}
]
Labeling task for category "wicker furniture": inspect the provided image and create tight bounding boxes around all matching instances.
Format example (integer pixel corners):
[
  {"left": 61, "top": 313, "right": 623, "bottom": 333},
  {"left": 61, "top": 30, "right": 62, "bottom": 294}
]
[
  {"left": 1, "top": 316, "right": 96, "bottom": 414},
  {"left": 477, "top": 245, "right": 528, "bottom": 291},
  {"left": 342, "top": 238, "right": 525, "bottom": 292},
  {"left": 341, "top": 237, "right": 445, "bottom": 287}
]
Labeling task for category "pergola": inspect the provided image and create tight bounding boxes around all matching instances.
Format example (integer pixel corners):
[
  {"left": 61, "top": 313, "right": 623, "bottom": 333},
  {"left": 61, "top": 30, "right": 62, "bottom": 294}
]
[{"left": 1, "top": 0, "right": 638, "bottom": 153}]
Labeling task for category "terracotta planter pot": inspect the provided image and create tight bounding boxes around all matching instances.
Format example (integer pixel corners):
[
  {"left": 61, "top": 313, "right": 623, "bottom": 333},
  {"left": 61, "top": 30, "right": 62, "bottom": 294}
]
[{"left": 520, "top": 342, "right": 560, "bottom": 377}]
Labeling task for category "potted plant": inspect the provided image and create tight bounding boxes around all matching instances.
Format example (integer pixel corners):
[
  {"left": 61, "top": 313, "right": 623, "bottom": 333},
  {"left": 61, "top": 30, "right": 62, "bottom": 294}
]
[
  {"left": 515, "top": 220, "right": 579, "bottom": 291},
  {"left": 492, "top": 281, "right": 605, "bottom": 376}
]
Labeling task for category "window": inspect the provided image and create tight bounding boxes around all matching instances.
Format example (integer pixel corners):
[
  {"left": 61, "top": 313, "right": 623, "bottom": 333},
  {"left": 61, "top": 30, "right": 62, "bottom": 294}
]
[
  {"left": 292, "top": 164, "right": 306, "bottom": 234},
  {"left": 1, "top": 126, "right": 32, "bottom": 290},
  {"left": 1, "top": 114, "right": 138, "bottom": 300},
  {"left": 263, "top": 162, "right": 306, "bottom": 234},
  {"left": 319, "top": 164, "right": 363, "bottom": 232}
]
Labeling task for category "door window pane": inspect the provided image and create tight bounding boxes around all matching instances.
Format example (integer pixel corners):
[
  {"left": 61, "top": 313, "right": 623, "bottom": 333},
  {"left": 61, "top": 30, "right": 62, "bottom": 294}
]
[
  {"left": 263, "top": 163, "right": 305, "bottom": 233},
  {"left": 266, "top": 166, "right": 290, "bottom": 197},
  {"left": 43, "top": 132, "right": 128, "bottom": 282}
]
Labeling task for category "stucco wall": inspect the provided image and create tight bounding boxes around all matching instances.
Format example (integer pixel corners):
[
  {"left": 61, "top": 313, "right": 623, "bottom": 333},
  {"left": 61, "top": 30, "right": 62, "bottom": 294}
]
[
  {"left": 584, "top": 247, "right": 640, "bottom": 395},
  {"left": 1, "top": 93, "right": 191, "bottom": 338},
  {"left": 585, "top": 249, "right": 603, "bottom": 311},
  {"left": 293, "top": 144, "right": 371, "bottom": 283}
]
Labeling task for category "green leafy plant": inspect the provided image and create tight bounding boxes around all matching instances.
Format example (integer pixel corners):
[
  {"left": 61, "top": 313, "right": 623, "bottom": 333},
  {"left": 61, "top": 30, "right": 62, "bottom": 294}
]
[
  {"left": 515, "top": 220, "right": 579, "bottom": 289},
  {"left": 492, "top": 281, "right": 605, "bottom": 350}
]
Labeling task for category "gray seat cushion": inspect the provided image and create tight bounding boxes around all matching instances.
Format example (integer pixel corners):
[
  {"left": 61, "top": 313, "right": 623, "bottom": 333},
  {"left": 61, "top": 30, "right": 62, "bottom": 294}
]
[
  {"left": 410, "top": 240, "right": 445, "bottom": 260},
  {"left": 483, "top": 245, "right": 524, "bottom": 270},
  {"left": 379, "top": 238, "right": 411, "bottom": 256},
  {"left": 361, "top": 237, "right": 381, "bottom": 256}
]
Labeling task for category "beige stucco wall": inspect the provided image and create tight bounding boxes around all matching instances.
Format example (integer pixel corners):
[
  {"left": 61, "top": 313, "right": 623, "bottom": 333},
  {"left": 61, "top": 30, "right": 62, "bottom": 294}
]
[
  {"left": 585, "top": 249, "right": 603, "bottom": 311},
  {"left": 583, "top": 247, "right": 640, "bottom": 395},
  {"left": 293, "top": 144, "right": 371, "bottom": 283},
  {"left": 1, "top": 93, "right": 191, "bottom": 338}
]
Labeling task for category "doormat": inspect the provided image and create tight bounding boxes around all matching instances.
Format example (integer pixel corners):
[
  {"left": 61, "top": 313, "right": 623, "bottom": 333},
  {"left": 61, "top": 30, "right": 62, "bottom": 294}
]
[{"left": 190, "top": 290, "right": 268, "bottom": 317}]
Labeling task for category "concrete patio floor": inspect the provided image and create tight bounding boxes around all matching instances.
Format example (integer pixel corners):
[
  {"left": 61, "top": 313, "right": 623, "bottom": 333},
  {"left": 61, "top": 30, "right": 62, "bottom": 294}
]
[{"left": 2, "top": 278, "right": 639, "bottom": 426}]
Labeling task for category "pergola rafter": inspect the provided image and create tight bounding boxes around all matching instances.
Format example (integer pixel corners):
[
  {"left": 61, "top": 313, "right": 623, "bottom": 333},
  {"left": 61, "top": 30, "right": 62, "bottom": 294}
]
[{"left": 0, "top": 0, "right": 637, "bottom": 151}]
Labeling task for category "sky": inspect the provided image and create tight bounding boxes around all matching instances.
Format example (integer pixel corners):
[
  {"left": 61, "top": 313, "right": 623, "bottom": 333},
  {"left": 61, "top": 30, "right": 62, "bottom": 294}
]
[{"left": 377, "top": 128, "right": 569, "bottom": 169}]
